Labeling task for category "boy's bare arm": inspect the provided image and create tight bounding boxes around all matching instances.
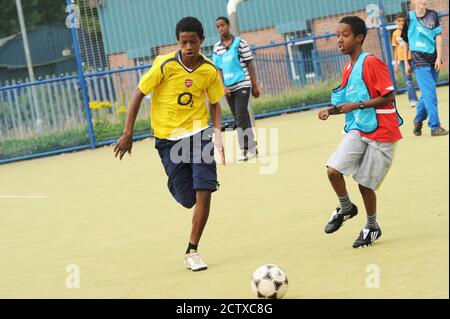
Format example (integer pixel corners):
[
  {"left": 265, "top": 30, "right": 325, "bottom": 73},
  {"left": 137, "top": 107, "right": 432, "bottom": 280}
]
[
  {"left": 114, "top": 88, "right": 145, "bottom": 160},
  {"left": 394, "top": 46, "right": 399, "bottom": 72},
  {"left": 318, "top": 106, "right": 340, "bottom": 121},
  {"left": 246, "top": 60, "right": 260, "bottom": 98},
  {"left": 435, "top": 34, "right": 442, "bottom": 71},
  {"left": 319, "top": 92, "right": 396, "bottom": 120},
  {"left": 209, "top": 102, "right": 225, "bottom": 165},
  {"left": 403, "top": 42, "right": 412, "bottom": 75},
  {"left": 336, "top": 92, "right": 396, "bottom": 114}
]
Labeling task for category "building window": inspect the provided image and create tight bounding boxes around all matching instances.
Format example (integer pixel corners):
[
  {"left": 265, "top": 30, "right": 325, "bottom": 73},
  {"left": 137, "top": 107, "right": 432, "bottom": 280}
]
[{"left": 286, "top": 29, "right": 319, "bottom": 84}]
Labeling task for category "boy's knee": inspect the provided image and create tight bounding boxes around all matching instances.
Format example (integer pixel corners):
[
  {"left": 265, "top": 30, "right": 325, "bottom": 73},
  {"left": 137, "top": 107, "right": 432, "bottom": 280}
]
[
  {"left": 179, "top": 198, "right": 196, "bottom": 209},
  {"left": 358, "top": 184, "right": 374, "bottom": 194},
  {"left": 327, "top": 167, "right": 342, "bottom": 180}
]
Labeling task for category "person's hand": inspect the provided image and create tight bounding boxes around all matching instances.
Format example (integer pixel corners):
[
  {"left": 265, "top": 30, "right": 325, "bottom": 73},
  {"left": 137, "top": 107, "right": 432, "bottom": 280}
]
[
  {"left": 435, "top": 57, "right": 442, "bottom": 72},
  {"left": 252, "top": 85, "right": 261, "bottom": 99},
  {"left": 405, "top": 62, "right": 412, "bottom": 76},
  {"left": 318, "top": 109, "right": 330, "bottom": 120},
  {"left": 114, "top": 132, "right": 133, "bottom": 160},
  {"left": 394, "top": 63, "right": 399, "bottom": 73},
  {"left": 336, "top": 102, "right": 358, "bottom": 114},
  {"left": 224, "top": 87, "right": 231, "bottom": 97},
  {"left": 214, "top": 134, "right": 225, "bottom": 165}
]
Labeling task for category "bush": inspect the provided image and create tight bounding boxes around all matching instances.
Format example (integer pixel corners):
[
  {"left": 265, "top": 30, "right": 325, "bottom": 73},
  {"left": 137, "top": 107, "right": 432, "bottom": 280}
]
[{"left": 0, "top": 118, "right": 151, "bottom": 160}]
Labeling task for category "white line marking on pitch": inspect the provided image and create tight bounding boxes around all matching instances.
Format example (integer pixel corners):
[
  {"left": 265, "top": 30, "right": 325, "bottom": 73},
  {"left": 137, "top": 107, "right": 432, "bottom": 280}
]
[{"left": 0, "top": 195, "right": 49, "bottom": 199}]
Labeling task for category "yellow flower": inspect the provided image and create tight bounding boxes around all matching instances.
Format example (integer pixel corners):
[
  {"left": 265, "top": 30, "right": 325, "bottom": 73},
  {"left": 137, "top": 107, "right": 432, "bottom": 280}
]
[
  {"left": 116, "top": 105, "right": 127, "bottom": 114},
  {"left": 99, "top": 101, "right": 112, "bottom": 108},
  {"left": 89, "top": 101, "right": 100, "bottom": 110}
]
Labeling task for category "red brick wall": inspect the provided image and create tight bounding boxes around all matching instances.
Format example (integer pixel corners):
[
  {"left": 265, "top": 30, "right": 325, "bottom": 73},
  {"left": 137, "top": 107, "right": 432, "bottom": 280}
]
[
  {"left": 241, "top": 28, "right": 285, "bottom": 51},
  {"left": 159, "top": 44, "right": 179, "bottom": 55},
  {"left": 108, "top": 53, "right": 135, "bottom": 70}
]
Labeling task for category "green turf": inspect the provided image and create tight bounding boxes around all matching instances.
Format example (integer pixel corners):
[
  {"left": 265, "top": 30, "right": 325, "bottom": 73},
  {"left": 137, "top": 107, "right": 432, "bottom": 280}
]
[{"left": 0, "top": 87, "right": 448, "bottom": 298}]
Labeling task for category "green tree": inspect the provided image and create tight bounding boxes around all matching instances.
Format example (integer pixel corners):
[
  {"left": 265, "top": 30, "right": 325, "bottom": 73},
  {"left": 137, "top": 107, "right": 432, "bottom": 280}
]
[{"left": 0, "top": 0, "right": 66, "bottom": 38}]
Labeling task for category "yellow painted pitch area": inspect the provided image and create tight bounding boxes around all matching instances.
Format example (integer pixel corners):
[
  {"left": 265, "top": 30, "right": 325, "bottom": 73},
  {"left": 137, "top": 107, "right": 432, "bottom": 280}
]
[{"left": 0, "top": 87, "right": 448, "bottom": 298}]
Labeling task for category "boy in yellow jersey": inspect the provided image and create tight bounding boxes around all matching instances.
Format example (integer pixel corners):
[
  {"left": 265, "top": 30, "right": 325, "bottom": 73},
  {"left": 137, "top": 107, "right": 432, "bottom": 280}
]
[{"left": 114, "top": 17, "right": 225, "bottom": 272}]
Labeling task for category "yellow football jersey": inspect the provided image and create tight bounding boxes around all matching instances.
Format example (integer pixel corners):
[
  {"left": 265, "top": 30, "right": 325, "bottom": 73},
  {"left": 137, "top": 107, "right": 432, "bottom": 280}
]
[{"left": 138, "top": 51, "right": 224, "bottom": 139}]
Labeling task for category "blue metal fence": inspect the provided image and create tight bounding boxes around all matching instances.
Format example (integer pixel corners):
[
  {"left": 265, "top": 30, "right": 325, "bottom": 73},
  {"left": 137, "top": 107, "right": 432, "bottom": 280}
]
[{"left": 0, "top": 4, "right": 448, "bottom": 164}]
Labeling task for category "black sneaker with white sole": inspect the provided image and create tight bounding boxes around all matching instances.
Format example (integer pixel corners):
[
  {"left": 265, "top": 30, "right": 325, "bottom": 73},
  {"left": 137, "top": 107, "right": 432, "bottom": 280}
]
[
  {"left": 352, "top": 226, "right": 382, "bottom": 248},
  {"left": 324, "top": 204, "right": 358, "bottom": 234}
]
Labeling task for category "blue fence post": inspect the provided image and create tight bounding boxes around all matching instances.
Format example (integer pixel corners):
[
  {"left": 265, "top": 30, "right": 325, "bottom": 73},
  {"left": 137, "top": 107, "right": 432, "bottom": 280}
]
[
  {"left": 65, "top": 0, "right": 96, "bottom": 148},
  {"left": 377, "top": 0, "right": 396, "bottom": 90}
]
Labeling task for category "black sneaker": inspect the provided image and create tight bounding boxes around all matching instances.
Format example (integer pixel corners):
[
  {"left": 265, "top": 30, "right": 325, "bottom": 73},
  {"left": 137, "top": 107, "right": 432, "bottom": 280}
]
[
  {"left": 324, "top": 204, "right": 358, "bottom": 234},
  {"left": 413, "top": 121, "right": 423, "bottom": 136},
  {"left": 352, "top": 226, "right": 382, "bottom": 248}
]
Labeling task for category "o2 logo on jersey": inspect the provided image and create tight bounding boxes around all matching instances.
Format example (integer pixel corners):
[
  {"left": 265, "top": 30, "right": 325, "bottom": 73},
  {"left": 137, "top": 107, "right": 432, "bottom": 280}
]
[
  {"left": 366, "top": 4, "right": 381, "bottom": 28},
  {"left": 178, "top": 92, "right": 194, "bottom": 108}
]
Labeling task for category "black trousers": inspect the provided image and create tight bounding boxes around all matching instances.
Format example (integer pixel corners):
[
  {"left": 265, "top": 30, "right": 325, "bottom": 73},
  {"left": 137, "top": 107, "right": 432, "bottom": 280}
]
[{"left": 226, "top": 87, "right": 256, "bottom": 150}]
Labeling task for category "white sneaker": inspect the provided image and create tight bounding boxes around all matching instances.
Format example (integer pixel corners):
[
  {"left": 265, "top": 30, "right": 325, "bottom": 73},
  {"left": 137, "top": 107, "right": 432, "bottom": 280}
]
[
  {"left": 185, "top": 251, "right": 208, "bottom": 271},
  {"left": 237, "top": 149, "right": 246, "bottom": 161},
  {"left": 246, "top": 147, "right": 258, "bottom": 160},
  {"left": 410, "top": 101, "right": 417, "bottom": 107}
]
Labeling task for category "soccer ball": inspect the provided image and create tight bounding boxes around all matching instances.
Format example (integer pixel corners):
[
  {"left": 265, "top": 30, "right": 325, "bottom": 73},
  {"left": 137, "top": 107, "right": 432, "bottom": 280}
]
[{"left": 250, "top": 264, "right": 288, "bottom": 299}]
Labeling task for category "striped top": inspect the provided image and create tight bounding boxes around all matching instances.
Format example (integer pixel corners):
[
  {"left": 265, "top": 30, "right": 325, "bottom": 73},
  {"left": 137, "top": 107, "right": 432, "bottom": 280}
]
[{"left": 213, "top": 36, "right": 253, "bottom": 92}]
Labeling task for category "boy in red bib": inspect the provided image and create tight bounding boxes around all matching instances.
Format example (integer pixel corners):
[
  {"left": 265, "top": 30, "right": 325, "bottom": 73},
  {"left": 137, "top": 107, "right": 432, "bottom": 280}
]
[{"left": 318, "top": 16, "right": 403, "bottom": 248}]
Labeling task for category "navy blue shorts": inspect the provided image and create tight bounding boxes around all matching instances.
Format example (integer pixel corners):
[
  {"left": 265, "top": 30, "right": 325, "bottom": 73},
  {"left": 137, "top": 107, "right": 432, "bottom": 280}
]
[{"left": 155, "top": 128, "right": 218, "bottom": 209}]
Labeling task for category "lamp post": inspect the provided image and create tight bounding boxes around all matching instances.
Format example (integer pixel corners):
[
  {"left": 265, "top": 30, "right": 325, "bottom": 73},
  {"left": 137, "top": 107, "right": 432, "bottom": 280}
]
[{"left": 15, "top": 0, "right": 42, "bottom": 130}]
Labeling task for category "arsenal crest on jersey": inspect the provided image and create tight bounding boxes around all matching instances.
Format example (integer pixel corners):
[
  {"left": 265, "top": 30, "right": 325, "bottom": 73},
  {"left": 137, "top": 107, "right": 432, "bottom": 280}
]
[{"left": 185, "top": 79, "right": 193, "bottom": 88}]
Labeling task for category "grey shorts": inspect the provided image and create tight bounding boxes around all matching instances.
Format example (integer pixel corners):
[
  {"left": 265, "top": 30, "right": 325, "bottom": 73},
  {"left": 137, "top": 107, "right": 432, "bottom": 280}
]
[{"left": 326, "top": 130, "right": 399, "bottom": 190}]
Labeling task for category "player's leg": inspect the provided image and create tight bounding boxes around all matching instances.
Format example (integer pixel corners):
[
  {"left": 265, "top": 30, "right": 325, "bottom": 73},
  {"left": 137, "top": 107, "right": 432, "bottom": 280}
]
[
  {"left": 185, "top": 129, "right": 219, "bottom": 271},
  {"left": 416, "top": 67, "right": 448, "bottom": 136},
  {"left": 415, "top": 66, "right": 448, "bottom": 136},
  {"left": 352, "top": 184, "right": 382, "bottom": 248},
  {"left": 351, "top": 139, "right": 395, "bottom": 248},
  {"left": 155, "top": 138, "right": 196, "bottom": 209},
  {"left": 184, "top": 189, "right": 211, "bottom": 272},
  {"left": 403, "top": 60, "right": 418, "bottom": 107},
  {"left": 226, "top": 91, "right": 246, "bottom": 160},
  {"left": 233, "top": 87, "right": 257, "bottom": 159},
  {"left": 358, "top": 184, "right": 377, "bottom": 223},
  {"left": 156, "top": 136, "right": 211, "bottom": 271},
  {"left": 189, "top": 190, "right": 211, "bottom": 246},
  {"left": 359, "top": 185, "right": 379, "bottom": 234},
  {"left": 416, "top": 66, "right": 440, "bottom": 129},
  {"left": 324, "top": 131, "right": 365, "bottom": 234},
  {"left": 413, "top": 67, "right": 429, "bottom": 136},
  {"left": 226, "top": 90, "right": 238, "bottom": 128}
]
